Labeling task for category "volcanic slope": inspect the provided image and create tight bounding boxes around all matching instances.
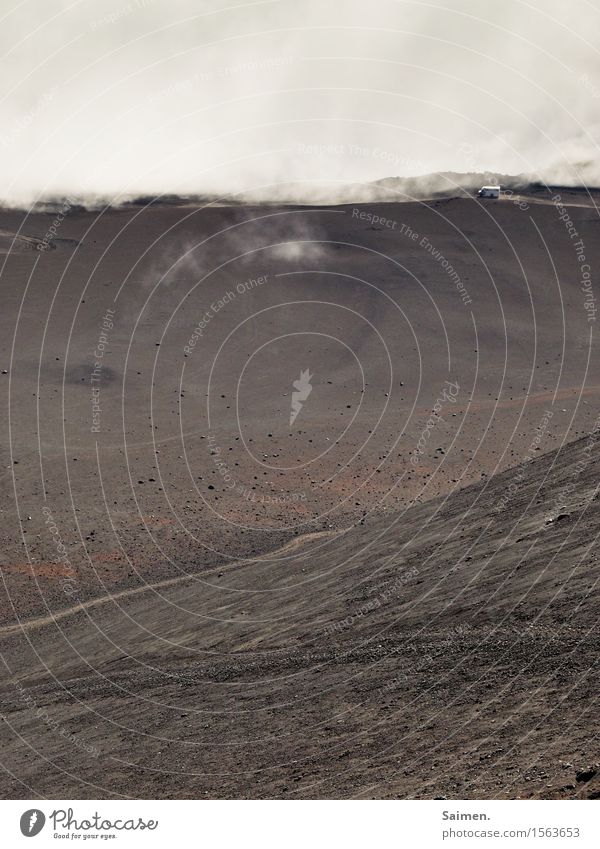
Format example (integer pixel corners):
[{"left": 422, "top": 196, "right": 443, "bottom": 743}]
[
  {"left": 1, "top": 192, "right": 599, "bottom": 623},
  {"left": 0, "top": 428, "right": 599, "bottom": 799}
]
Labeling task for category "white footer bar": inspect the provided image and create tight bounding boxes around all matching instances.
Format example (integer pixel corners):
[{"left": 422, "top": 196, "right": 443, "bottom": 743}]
[{"left": 0, "top": 799, "right": 597, "bottom": 847}]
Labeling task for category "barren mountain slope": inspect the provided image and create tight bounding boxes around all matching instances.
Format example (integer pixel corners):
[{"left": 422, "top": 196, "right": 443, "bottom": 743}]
[{"left": 0, "top": 429, "right": 599, "bottom": 799}]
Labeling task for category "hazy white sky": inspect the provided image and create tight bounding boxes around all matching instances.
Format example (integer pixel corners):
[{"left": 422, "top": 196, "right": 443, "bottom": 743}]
[{"left": 1, "top": 0, "right": 599, "bottom": 203}]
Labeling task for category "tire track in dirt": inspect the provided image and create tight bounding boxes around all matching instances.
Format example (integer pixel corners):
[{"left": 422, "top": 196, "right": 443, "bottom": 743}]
[{"left": 0, "top": 530, "right": 338, "bottom": 639}]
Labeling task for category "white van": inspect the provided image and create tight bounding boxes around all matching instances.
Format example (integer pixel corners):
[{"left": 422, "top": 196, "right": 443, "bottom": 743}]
[{"left": 478, "top": 185, "right": 501, "bottom": 199}]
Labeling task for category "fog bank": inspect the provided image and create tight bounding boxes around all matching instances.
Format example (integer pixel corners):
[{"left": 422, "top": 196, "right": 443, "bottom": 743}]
[{"left": 1, "top": 0, "right": 599, "bottom": 205}]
